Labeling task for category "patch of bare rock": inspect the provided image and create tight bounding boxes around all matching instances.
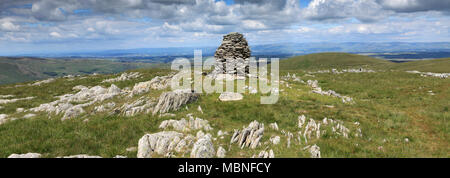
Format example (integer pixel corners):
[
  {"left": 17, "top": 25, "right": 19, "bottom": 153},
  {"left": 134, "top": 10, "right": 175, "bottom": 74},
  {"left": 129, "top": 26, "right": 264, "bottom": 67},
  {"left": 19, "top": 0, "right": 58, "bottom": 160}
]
[
  {"left": 128, "top": 74, "right": 173, "bottom": 97},
  {"left": 252, "top": 149, "right": 275, "bottom": 158},
  {"left": 230, "top": 120, "right": 264, "bottom": 149},
  {"left": 137, "top": 131, "right": 196, "bottom": 158},
  {"left": 8, "top": 153, "right": 42, "bottom": 158},
  {"left": 152, "top": 89, "right": 200, "bottom": 115},
  {"left": 311, "top": 68, "right": 375, "bottom": 74},
  {"left": 219, "top": 92, "right": 243, "bottom": 101},
  {"left": 120, "top": 96, "right": 155, "bottom": 116},
  {"left": 307, "top": 80, "right": 354, "bottom": 103},
  {"left": 159, "top": 114, "right": 212, "bottom": 132},
  {"left": 102, "top": 72, "right": 142, "bottom": 83},
  {"left": 30, "top": 84, "right": 122, "bottom": 120},
  {"left": 0, "top": 96, "right": 34, "bottom": 104},
  {"left": 406, "top": 71, "right": 450, "bottom": 79}
]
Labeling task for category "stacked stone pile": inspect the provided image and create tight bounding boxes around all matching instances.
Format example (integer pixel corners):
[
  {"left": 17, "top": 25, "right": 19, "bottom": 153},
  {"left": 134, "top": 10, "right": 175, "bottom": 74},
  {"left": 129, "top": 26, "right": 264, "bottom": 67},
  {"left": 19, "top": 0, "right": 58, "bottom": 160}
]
[{"left": 211, "top": 32, "right": 251, "bottom": 76}]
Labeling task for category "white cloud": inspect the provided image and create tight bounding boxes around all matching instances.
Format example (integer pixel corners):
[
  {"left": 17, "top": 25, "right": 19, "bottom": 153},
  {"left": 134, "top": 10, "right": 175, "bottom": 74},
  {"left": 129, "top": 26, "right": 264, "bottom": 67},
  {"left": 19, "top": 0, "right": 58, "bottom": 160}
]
[
  {"left": 242, "top": 20, "right": 267, "bottom": 30},
  {"left": 49, "top": 31, "right": 62, "bottom": 38},
  {"left": 0, "top": 21, "right": 20, "bottom": 31}
]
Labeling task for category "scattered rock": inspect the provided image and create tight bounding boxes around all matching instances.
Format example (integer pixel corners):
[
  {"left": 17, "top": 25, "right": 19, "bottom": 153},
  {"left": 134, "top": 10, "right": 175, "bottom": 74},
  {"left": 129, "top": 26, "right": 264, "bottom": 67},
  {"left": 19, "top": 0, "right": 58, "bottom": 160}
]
[
  {"left": 152, "top": 89, "right": 200, "bottom": 115},
  {"left": 16, "top": 108, "right": 24, "bottom": 113},
  {"left": 269, "top": 122, "right": 279, "bottom": 131},
  {"left": 216, "top": 146, "right": 226, "bottom": 158},
  {"left": 0, "top": 114, "right": 8, "bottom": 125},
  {"left": 120, "top": 97, "right": 155, "bottom": 116},
  {"left": 0, "top": 96, "right": 34, "bottom": 104},
  {"left": 407, "top": 70, "right": 450, "bottom": 79},
  {"left": 197, "top": 105, "right": 203, "bottom": 114},
  {"left": 126, "top": 147, "right": 137, "bottom": 152},
  {"left": 307, "top": 80, "right": 353, "bottom": 104},
  {"left": 94, "top": 102, "right": 116, "bottom": 113},
  {"left": 114, "top": 155, "right": 127, "bottom": 158},
  {"left": 309, "top": 145, "right": 321, "bottom": 158},
  {"left": 102, "top": 72, "right": 141, "bottom": 83},
  {"left": 270, "top": 136, "right": 280, "bottom": 145},
  {"left": 23, "top": 113, "right": 36, "bottom": 119},
  {"left": 219, "top": 92, "right": 243, "bottom": 101},
  {"left": 59, "top": 154, "right": 102, "bottom": 158},
  {"left": 191, "top": 135, "right": 215, "bottom": 158},
  {"left": 230, "top": 120, "right": 264, "bottom": 149},
  {"left": 159, "top": 115, "right": 212, "bottom": 132},
  {"left": 30, "top": 78, "right": 55, "bottom": 86},
  {"left": 0, "top": 95, "right": 15, "bottom": 98},
  {"left": 30, "top": 84, "right": 122, "bottom": 120},
  {"left": 8, "top": 153, "right": 42, "bottom": 158},
  {"left": 128, "top": 74, "right": 173, "bottom": 96},
  {"left": 137, "top": 131, "right": 185, "bottom": 158},
  {"left": 253, "top": 149, "right": 275, "bottom": 158}
]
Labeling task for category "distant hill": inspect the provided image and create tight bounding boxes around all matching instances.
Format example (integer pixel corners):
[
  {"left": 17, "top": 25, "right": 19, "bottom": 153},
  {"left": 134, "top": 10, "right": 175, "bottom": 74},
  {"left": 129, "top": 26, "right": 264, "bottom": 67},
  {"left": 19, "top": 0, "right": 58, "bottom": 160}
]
[
  {"left": 389, "top": 58, "right": 450, "bottom": 73},
  {"left": 280, "top": 53, "right": 393, "bottom": 70},
  {"left": 0, "top": 57, "right": 166, "bottom": 85}
]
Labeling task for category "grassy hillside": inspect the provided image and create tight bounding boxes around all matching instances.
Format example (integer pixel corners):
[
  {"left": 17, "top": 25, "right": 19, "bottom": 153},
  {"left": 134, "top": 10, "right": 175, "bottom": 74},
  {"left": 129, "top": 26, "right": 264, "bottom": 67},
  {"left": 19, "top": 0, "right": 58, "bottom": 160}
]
[
  {"left": 390, "top": 58, "right": 450, "bottom": 73},
  {"left": 0, "top": 53, "right": 448, "bottom": 158},
  {"left": 280, "top": 53, "right": 393, "bottom": 70},
  {"left": 0, "top": 57, "right": 168, "bottom": 85}
]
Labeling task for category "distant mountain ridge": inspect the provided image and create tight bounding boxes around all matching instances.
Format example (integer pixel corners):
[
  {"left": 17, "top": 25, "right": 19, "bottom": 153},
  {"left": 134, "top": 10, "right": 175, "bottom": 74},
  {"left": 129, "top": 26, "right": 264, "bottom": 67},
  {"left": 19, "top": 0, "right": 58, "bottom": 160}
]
[{"left": 10, "top": 42, "right": 450, "bottom": 58}]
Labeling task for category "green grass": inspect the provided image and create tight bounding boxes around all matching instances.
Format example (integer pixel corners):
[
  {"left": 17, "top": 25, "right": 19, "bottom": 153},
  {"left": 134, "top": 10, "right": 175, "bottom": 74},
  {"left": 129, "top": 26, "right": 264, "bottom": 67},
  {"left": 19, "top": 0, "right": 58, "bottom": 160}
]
[
  {"left": 280, "top": 53, "right": 393, "bottom": 70},
  {"left": 0, "top": 57, "right": 168, "bottom": 85},
  {"left": 0, "top": 53, "right": 448, "bottom": 158}
]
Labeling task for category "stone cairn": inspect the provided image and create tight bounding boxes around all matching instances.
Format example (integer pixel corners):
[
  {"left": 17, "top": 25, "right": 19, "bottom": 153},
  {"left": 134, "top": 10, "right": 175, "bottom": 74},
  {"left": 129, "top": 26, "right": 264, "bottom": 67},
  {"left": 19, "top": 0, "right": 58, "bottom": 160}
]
[{"left": 211, "top": 32, "right": 251, "bottom": 77}]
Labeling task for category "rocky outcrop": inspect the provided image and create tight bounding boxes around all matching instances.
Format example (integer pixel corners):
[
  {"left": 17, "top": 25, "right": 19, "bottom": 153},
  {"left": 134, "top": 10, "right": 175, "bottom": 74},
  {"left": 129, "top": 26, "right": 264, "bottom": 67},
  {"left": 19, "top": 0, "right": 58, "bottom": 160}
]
[
  {"left": 0, "top": 96, "right": 34, "bottom": 104},
  {"left": 216, "top": 146, "right": 226, "bottom": 158},
  {"left": 59, "top": 154, "right": 102, "bottom": 158},
  {"left": 159, "top": 115, "right": 212, "bottom": 132},
  {"left": 0, "top": 114, "right": 8, "bottom": 125},
  {"left": 311, "top": 68, "right": 375, "bottom": 74},
  {"left": 129, "top": 74, "right": 173, "bottom": 96},
  {"left": 211, "top": 32, "right": 251, "bottom": 77},
  {"left": 8, "top": 153, "right": 42, "bottom": 158},
  {"left": 152, "top": 89, "right": 200, "bottom": 115},
  {"left": 30, "top": 78, "right": 55, "bottom": 86},
  {"left": 253, "top": 150, "right": 275, "bottom": 158},
  {"left": 93, "top": 102, "right": 116, "bottom": 113},
  {"left": 138, "top": 131, "right": 192, "bottom": 158},
  {"left": 219, "top": 92, "right": 243, "bottom": 101},
  {"left": 406, "top": 70, "right": 450, "bottom": 79},
  {"left": 230, "top": 120, "right": 264, "bottom": 149},
  {"left": 270, "top": 136, "right": 280, "bottom": 145},
  {"left": 190, "top": 135, "right": 215, "bottom": 158},
  {"left": 297, "top": 115, "right": 360, "bottom": 144},
  {"left": 269, "top": 122, "right": 279, "bottom": 131},
  {"left": 120, "top": 97, "right": 155, "bottom": 116},
  {"left": 102, "top": 72, "right": 141, "bottom": 83},
  {"left": 307, "top": 80, "right": 354, "bottom": 104},
  {"left": 30, "top": 84, "right": 122, "bottom": 120},
  {"left": 304, "top": 145, "right": 321, "bottom": 158}
]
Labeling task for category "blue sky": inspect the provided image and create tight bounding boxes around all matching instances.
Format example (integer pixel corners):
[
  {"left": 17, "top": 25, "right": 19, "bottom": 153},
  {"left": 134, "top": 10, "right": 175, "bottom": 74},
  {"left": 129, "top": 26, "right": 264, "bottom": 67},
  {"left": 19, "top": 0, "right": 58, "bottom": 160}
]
[{"left": 0, "top": 0, "right": 449, "bottom": 55}]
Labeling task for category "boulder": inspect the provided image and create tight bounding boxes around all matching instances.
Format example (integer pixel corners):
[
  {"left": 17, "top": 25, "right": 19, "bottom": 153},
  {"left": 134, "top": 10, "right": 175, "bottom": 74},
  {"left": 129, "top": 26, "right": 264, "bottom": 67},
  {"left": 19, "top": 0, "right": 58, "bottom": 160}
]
[
  {"left": 190, "top": 135, "right": 215, "bottom": 158},
  {"left": 219, "top": 92, "right": 243, "bottom": 101},
  {"left": 152, "top": 89, "right": 200, "bottom": 115},
  {"left": 137, "top": 131, "right": 184, "bottom": 158},
  {"left": 8, "top": 153, "right": 42, "bottom": 158}
]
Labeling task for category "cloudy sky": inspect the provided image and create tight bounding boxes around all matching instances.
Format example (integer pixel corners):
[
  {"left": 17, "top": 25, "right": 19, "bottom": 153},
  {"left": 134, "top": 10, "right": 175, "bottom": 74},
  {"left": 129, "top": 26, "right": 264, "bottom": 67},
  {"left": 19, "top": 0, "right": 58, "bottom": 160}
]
[{"left": 0, "top": 0, "right": 449, "bottom": 55}]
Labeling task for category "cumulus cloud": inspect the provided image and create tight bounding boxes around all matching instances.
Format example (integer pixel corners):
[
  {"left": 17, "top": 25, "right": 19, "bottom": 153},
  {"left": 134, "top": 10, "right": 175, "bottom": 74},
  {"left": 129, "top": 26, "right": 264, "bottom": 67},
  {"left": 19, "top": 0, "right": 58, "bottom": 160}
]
[
  {"left": 302, "top": 0, "right": 389, "bottom": 22},
  {"left": 377, "top": 0, "right": 450, "bottom": 13},
  {"left": 0, "top": 0, "right": 449, "bottom": 54},
  {"left": 0, "top": 21, "right": 20, "bottom": 31}
]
